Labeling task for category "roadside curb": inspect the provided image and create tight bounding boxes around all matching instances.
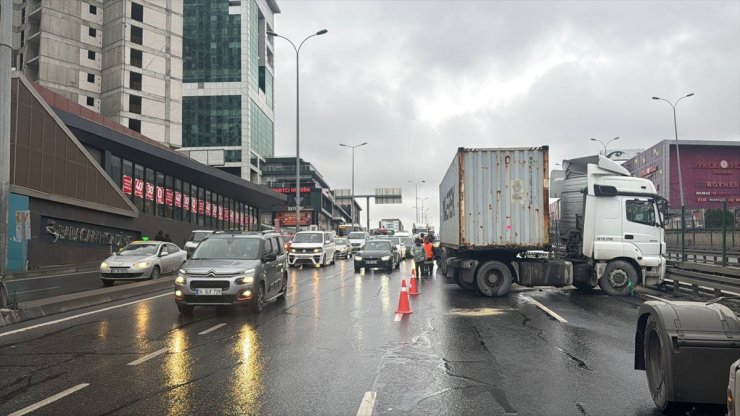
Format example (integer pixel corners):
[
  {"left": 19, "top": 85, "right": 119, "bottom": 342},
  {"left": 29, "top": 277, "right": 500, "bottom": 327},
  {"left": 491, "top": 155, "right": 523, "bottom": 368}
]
[
  {"left": 0, "top": 277, "right": 175, "bottom": 328},
  {"left": 5, "top": 262, "right": 100, "bottom": 280}
]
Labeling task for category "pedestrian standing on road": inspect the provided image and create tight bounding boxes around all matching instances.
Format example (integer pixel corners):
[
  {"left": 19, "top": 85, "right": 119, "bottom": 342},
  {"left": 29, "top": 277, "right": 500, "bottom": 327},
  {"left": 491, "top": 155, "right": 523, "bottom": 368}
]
[
  {"left": 154, "top": 230, "right": 164, "bottom": 241},
  {"left": 412, "top": 238, "right": 425, "bottom": 277},
  {"left": 423, "top": 237, "right": 434, "bottom": 276}
]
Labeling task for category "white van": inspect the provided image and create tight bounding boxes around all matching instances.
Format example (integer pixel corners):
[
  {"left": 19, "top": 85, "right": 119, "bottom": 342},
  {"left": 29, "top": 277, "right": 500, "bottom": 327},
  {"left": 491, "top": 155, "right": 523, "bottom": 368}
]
[
  {"left": 288, "top": 231, "right": 336, "bottom": 267},
  {"left": 348, "top": 231, "right": 368, "bottom": 254}
]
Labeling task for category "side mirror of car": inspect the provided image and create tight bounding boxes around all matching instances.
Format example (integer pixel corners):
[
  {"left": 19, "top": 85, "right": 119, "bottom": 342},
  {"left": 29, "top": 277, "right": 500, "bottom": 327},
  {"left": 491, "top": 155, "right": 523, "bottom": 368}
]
[
  {"left": 160, "top": 251, "right": 169, "bottom": 257},
  {"left": 264, "top": 253, "right": 277, "bottom": 262}
]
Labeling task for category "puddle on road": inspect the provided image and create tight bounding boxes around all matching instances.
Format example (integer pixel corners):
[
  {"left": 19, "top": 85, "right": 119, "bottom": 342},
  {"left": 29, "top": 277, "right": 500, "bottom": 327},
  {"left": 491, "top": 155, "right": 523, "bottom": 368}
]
[{"left": 447, "top": 307, "right": 513, "bottom": 317}]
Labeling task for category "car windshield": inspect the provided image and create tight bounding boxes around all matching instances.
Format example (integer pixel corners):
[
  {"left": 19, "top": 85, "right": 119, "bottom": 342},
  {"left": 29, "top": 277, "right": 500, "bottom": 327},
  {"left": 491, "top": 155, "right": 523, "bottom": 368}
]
[
  {"left": 189, "top": 231, "right": 212, "bottom": 242},
  {"left": 192, "top": 238, "right": 260, "bottom": 260},
  {"left": 363, "top": 241, "right": 391, "bottom": 251},
  {"left": 118, "top": 243, "right": 158, "bottom": 256},
  {"left": 292, "top": 232, "right": 324, "bottom": 244},
  {"left": 348, "top": 232, "right": 365, "bottom": 240},
  {"left": 336, "top": 238, "right": 347, "bottom": 244}
]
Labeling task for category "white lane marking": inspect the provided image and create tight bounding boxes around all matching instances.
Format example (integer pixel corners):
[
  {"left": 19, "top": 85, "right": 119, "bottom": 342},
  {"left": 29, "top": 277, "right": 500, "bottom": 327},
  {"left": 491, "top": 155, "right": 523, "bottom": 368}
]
[
  {"left": 0, "top": 293, "right": 171, "bottom": 338},
  {"left": 15, "top": 287, "right": 60, "bottom": 294},
  {"left": 356, "top": 391, "right": 376, "bottom": 416},
  {"left": 520, "top": 295, "right": 568, "bottom": 323},
  {"left": 8, "top": 383, "right": 89, "bottom": 416},
  {"left": 127, "top": 347, "right": 169, "bottom": 366},
  {"left": 198, "top": 323, "right": 227, "bottom": 335},
  {"left": 394, "top": 313, "right": 402, "bottom": 322},
  {"left": 7, "top": 271, "right": 96, "bottom": 282}
]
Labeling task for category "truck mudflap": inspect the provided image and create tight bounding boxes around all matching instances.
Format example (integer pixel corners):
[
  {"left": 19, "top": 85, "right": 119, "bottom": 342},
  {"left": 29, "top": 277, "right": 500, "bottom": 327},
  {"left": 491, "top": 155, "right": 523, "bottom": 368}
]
[
  {"left": 635, "top": 300, "right": 740, "bottom": 407},
  {"left": 511, "top": 259, "right": 573, "bottom": 287}
]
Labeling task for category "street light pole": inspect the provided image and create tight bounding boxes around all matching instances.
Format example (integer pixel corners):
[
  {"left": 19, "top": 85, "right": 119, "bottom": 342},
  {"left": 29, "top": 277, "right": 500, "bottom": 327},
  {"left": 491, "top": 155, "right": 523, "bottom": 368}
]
[
  {"left": 419, "top": 197, "right": 429, "bottom": 224},
  {"left": 267, "top": 29, "right": 328, "bottom": 232},
  {"left": 408, "top": 180, "right": 425, "bottom": 224},
  {"left": 339, "top": 142, "right": 367, "bottom": 228},
  {"left": 652, "top": 93, "right": 694, "bottom": 261},
  {"left": 589, "top": 137, "right": 620, "bottom": 156},
  {"left": 1, "top": 0, "right": 13, "bottom": 287}
]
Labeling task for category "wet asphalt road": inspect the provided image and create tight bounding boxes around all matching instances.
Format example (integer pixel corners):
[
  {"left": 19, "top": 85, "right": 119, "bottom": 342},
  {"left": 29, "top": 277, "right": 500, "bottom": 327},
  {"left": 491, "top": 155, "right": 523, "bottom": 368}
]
[{"left": 0, "top": 258, "right": 701, "bottom": 415}]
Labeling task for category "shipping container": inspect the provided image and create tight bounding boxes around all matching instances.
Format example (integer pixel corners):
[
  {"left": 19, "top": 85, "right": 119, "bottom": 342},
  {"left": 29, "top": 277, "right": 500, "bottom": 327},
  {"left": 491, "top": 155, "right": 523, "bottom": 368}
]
[{"left": 439, "top": 147, "right": 549, "bottom": 250}]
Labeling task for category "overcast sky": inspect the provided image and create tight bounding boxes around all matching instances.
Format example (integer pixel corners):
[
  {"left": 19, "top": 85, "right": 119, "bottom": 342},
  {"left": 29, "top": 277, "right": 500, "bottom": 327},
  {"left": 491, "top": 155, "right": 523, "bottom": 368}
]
[{"left": 270, "top": 0, "right": 740, "bottom": 231}]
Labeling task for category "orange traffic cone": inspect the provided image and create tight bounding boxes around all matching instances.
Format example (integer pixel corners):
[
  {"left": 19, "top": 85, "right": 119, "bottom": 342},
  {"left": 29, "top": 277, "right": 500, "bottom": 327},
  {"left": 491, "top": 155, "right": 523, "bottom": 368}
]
[
  {"left": 409, "top": 274, "right": 420, "bottom": 296},
  {"left": 396, "top": 279, "right": 413, "bottom": 314},
  {"left": 411, "top": 267, "right": 417, "bottom": 278}
]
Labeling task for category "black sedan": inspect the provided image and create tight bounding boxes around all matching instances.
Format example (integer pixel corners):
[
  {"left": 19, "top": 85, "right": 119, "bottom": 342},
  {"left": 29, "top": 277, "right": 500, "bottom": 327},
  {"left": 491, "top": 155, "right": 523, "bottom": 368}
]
[{"left": 353, "top": 240, "right": 400, "bottom": 273}]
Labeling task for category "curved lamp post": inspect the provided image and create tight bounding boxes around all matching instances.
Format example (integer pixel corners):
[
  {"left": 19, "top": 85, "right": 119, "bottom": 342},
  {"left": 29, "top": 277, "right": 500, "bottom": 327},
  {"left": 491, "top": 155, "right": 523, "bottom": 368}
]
[
  {"left": 590, "top": 136, "right": 620, "bottom": 156},
  {"left": 408, "top": 180, "right": 425, "bottom": 224},
  {"left": 339, "top": 142, "right": 367, "bottom": 226},
  {"left": 267, "top": 29, "right": 328, "bottom": 231}
]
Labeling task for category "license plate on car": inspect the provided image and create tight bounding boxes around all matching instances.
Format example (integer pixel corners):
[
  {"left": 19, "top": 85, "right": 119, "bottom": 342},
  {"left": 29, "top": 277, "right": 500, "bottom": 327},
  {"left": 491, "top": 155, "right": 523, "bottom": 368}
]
[
  {"left": 112, "top": 269, "right": 127, "bottom": 274},
  {"left": 365, "top": 260, "right": 377, "bottom": 265},
  {"left": 196, "top": 288, "right": 222, "bottom": 296}
]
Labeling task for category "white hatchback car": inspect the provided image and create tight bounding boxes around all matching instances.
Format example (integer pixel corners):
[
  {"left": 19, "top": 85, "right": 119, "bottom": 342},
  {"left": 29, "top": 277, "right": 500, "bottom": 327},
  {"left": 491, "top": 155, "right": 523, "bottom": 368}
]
[{"left": 288, "top": 231, "right": 336, "bottom": 267}]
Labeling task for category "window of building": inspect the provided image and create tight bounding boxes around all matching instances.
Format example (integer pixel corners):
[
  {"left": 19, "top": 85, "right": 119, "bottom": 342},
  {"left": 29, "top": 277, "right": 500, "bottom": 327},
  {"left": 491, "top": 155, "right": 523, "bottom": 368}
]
[
  {"left": 174, "top": 178, "right": 182, "bottom": 221},
  {"left": 21, "top": 8, "right": 25, "bottom": 24},
  {"left": 129, "top": 95, "right": 142, "bottom": 114},
  {"left": 123, "top": 159, "right": 133, "bottom": 200},
  {"left": 145, "top": 167, "right": 155, "bottom": 214},
  {"left": 86, "top": 96, "right": 94, "bottom": 106},
  {"left": 182, "top": 0, "right": 241, "bottom": 83},
  {"left": 129, "top": 71, "right": 142, "bottom": 91},
  {"left": 134, "top": 163, "right": 144, "bottom": 211},
  {"left": 128, "top": 118, "right": 141, "bottom": 133},
  {"left": 156, "top": 171, "right": 165, "bottom": 217},
  {"left": 191, "top": 184, "right": 199, "bottom": 224},
  {"left": 87, "top": 73, "right": 95, "bottom": 83},
  {"left": 198, "top": 187, "right": 206, "bottom": 226},
  {"left": 130, "top": 26, "right": 143, "bottom": 45},
  {"left": 89, "top": 4, "right": 97, "bottom": 14},
  {"left": 110, "top": 155, "right": 122, "bottom": 188},
  {"left": 88, "top": 50, "right": 96, "bottom": 60},
  {"left": 130, "top": 48, "right": 142, "bottom": 68},
  {"left": 182, "top": 181, "right": 190, "bottom": 223},
  {"left": 182, "top": 95, "right": 241, "bottom": 147},
  {"left": 204, "top": 190, "right": 211, "bottom": 227},
  {"left": 131, "top": 2, "right": 144, "bottom": 22},
  {"left": 225, "top": 150, "right": 241, "bottom": 162},
  {"left": 20, "top": 31, "right": 24, "bottom": 48},
  {"left": 89, "top": 27, "right": 97, "bottom": 38}
]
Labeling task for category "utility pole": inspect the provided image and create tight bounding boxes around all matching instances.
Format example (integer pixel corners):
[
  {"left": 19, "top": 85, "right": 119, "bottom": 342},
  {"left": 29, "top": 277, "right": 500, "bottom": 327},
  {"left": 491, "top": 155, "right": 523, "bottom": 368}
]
[{"left": 1, "top": 0, "right": 13, "bottom": 284}]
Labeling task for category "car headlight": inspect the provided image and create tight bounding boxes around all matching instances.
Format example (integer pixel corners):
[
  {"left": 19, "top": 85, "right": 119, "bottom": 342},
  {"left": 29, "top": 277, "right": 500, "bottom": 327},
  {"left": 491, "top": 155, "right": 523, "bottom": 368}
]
[
  {"left": 175, "top": 275, "right": 186, "bottom": 285},
  {"left": 290, "top": 249, "right": 296, "bottom": 253},
  {"left": 132, "top": 261, "right": 152, "bottom": 269},
  {"left": 237, "top": 269, "right": 256, "bottom": 285},
  {"left": 100, "top": 261, "right": 110, "bottom": 271},
  {"left": 314, "top": 248, "right": 322, "bottom": 253},
  {"left": 381, "top": 255, "right": 391, "bottom": 261},
  {"left": 354, "top": 256, "right": 362, "bottom": 261}
]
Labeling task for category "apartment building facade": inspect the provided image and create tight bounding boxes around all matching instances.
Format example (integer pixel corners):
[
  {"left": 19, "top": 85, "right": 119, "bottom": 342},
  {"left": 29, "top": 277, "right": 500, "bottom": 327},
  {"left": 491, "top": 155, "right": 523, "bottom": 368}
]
[{"left": 11, "top": 0, "right": 183, "bottom": 146}]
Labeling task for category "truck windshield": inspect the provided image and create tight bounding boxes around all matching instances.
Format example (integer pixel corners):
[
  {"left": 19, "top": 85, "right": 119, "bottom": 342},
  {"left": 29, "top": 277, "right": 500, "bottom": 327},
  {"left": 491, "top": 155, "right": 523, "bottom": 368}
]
[{"left": 349, "top": 232, "right": 365, "bottom": 239}]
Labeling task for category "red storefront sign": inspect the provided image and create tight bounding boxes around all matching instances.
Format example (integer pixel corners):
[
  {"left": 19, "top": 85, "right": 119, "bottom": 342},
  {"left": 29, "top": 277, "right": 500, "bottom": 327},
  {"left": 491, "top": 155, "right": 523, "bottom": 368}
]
[
  {"left": 174, "top": 192, "right": 182, "bottom": 208},
  {"left": 183, "top": 194, "right": 190, "bottom": 211},
  {"left": 218, "top": 206, "right": 223, "bottom": 220},
  {"left": 205, "top": 202, "right": 211, "bottom": 216},
  {"left": 230, "top": 211, "right": 234, "bottom": 223},
  {"left": 271, "top": 187, "right": 312, "bottom": 194},
  {"left": 275, "top": 211, "right": 311, "bottom": 226},
  {"left": 134, "top": 178, "right": 144, "bottom": 198},
  {"left": 145, "top": 183, "right": 154, "bottom": 201},
  {"left": 122, "top": 176, "right": 132, "bottom": 195},
  {"left": 156, "top": 187, "right": 164, "bottom": 205},
  {"left": 198, "top": 200, "right": 205, "bottom": 215},
  {"left": 165, "top": 189, "right": 173, "bottom": 206},
  {"left": 191, "top": 197, "right": 198, "bottom": 213}
]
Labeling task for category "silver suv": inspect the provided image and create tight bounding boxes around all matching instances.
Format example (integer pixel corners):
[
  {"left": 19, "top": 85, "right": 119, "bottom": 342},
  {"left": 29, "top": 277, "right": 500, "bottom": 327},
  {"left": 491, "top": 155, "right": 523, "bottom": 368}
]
[{"left": 174, "top": 231, "right": 288, "bottom": 314}]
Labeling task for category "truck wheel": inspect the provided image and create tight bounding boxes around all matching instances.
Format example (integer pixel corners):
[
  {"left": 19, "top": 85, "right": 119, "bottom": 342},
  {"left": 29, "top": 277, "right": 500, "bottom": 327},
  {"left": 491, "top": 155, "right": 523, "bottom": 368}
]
[
  {"left": 598, "top": 260, "right": 638, "bottom": 296},
  {"left": 644, "top": 315, "right": 688, "bottom": 413},
  {"left": 475, "top": 261, "right": 512, "bottom": 297},
  {"left": 439, "top": 249, "right": 448, "bottom": 276}
]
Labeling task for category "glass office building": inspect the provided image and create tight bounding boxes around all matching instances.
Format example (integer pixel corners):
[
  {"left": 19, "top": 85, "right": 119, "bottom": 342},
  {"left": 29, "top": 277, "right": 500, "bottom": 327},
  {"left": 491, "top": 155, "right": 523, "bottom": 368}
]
[{"left": 180, "top": 0, "right": 280, "bottom": 183}]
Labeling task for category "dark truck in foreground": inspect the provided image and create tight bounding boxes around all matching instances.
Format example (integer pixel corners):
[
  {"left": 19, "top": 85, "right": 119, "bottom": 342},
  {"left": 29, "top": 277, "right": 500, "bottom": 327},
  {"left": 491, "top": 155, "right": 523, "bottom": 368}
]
[{"left": 635, "top": 298, "right": 740, "bottom": 413}]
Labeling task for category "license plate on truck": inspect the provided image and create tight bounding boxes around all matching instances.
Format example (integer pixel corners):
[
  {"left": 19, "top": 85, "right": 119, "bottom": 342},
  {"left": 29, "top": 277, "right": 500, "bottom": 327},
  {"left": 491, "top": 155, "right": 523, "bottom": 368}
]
[{"left": 196, "top": 288, "right": 222, "bottom": 295}]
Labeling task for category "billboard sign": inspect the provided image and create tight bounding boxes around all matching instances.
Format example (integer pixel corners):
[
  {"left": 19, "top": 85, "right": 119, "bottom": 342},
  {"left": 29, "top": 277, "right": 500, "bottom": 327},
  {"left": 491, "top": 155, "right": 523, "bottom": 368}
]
[{"left": 673, "top": 145, "right": 740, "bottom": 208}]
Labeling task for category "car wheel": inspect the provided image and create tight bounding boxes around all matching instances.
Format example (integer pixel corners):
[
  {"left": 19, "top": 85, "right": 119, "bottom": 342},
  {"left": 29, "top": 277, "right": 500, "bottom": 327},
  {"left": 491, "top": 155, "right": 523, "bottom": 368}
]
[
  {"left": 102, "top": 280, "right": 114, "bottom": 287},
  {"left": 355, "top": 266, "right": 361, "bottom": 273},
  {"left": 277, "top": 274, "right": 288, "bottom": 301},
  {"left": 150, "top": 266, "right": 161, "bottom": 280},
  {"left": 252, "top": 283, "right": 265, "bottom": 313},
  {"left": 598, "top": 260, "right": 638, "bottom": 296},
  {"left": 177, "top": 303, "right": 194, "bottom": 314},
  {"left": 644, "top": 315, "right": 688, "bottom": 413},
  {"left": 331, "top": 252, "right": 336, "bottom": 265}
]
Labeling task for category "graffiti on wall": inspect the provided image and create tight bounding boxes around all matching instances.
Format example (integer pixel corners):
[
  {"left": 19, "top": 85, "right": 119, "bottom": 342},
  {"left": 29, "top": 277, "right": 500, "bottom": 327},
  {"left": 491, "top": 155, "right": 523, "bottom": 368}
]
[{"left": 42, "top": 217, "right": 140, "bottom": 248}]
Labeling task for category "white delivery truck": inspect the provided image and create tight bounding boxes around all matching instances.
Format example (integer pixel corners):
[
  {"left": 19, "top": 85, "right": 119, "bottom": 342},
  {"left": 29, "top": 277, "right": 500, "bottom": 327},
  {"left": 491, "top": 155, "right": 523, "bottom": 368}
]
[{"left": 439, "top": 147, "right": 666, "bottom": 296}]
